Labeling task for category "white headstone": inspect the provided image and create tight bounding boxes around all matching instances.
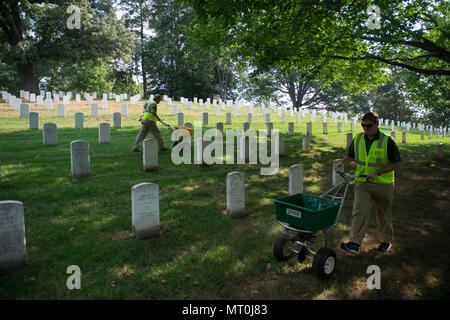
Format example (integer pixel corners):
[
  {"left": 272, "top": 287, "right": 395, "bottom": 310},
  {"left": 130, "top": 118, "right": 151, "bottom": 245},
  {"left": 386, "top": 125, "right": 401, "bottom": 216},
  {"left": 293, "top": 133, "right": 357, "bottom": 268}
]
[
  {"left": 0, "top": 201, "right": 26, "bottom": 271},
  {"left": 307, "top": 122, "right": 312, "bottom": 136},
  {"left": 99, "top": 123, "right": 111, "bottom": 144},
  {"left": 332, "top": 159, "right": 344, "bottom": 186},
  {"left": 302, "top": 135, "right": 311, "bottom": 153},
  {"left": 20, "top": 104, "right": 29, "bottom": 118},
  {"left": 288, "top": 164, "right": 303, "bottom": 195},
  {"left": 75, "top": 112, "right": 84, "bottom": 129},
  {"left": 29, "top": 112, "right": 39, "bottom": 130},
  {"left": 91, "top": 104, "right": 99, "bottom": 117},
  {"left": 121, "top": 104, "right": 128, "bottom": 116},
  {"left": 347, "top": 133, "right": 353, "bottom": 149},
  {"left": 323, "top": 122, "right": 328, "bottom": 134},
  {"left": 226, "top": 112, "right": 232, "bottom": 125},
  {"left": 202, "top": 112, "right": 208, "bottom": 125},
  {"left": 113, "top": 112, "right": 122, "bottom": 128},
  {"left": 70, "top": 140, "right": 90, "bottom": 178},
  {"left": 131, "top": 183, "right": 160, "bottom": 239},
  {"left": 57, "top": 104, "right": 65, "bottom": 117},
  {"left": 36, "top": 95, "right": 43, "bottom": 106},
  {"left": 143, "top": 139, "right": 159, "bottom": 171},
  {"left": 13, "top": 98, "right": 21, "bottom": 111},
  {"left": 43, "top": 123, "right": 57, "bottom": 146},
  {"left": 226, "top": 172, "right": 246, "bottom": 218},
  {"left": 288, "top": 122, "right": 294, "bottom": 136},
  {"left": 177, "top": 113, "right": 184, "bottom": 126}
]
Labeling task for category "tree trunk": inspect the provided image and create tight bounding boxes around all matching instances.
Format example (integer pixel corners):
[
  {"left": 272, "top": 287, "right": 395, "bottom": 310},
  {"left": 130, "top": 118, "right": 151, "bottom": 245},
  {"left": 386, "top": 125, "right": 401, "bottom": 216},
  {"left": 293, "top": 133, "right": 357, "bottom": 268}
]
[
  {"left": 17, "top": 61, "right": 39, "bottom": 93},
  {"left": 140, "top": 4, "right": 148, "bottom": 98}
]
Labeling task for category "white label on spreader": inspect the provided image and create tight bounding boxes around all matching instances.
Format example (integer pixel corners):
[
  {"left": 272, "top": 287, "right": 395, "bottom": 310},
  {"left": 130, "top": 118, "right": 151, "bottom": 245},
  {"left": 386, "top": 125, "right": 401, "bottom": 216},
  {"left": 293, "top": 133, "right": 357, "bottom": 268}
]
[{"left": 286, "top": 208, "right": 302, "bottom": 219}]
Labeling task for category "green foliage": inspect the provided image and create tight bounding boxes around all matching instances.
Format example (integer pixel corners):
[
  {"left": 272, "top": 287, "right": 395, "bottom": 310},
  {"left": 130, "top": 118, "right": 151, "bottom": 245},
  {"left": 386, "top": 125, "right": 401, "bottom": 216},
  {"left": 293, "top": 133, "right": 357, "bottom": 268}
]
[
  {"left": 0, "top": 0, "right": 138, "bottom": 92},
  {"left": 111, "top": 69, "right": 141, "bottom": 96},
  {"left": 238, "top": 70, "right": 281, "bottom": 106},
  {"left": 0, "top": 61, "right": 20, "bottom": 93},
  {"left": 139, "top": 0, "right": 227, "bottom": 99},
  {"left": 185, "top": 0, "right": 449, "bottom": 96},
  {"left": 370, "top": 78, "right": 417, "bottom": 122}
]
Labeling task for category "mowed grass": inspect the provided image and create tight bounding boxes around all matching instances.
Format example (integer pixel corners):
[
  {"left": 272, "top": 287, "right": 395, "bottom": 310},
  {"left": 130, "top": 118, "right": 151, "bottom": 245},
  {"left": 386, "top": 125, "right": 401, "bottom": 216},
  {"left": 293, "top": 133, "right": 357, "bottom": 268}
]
[{"left": 0, "top": 99, "right": 449, "bottom": 299}]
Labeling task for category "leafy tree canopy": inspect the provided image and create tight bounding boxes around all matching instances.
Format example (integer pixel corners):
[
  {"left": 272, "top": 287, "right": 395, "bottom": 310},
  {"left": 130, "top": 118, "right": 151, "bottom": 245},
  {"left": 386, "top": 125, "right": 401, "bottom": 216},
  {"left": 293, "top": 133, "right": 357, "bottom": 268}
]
[{"left": 185, "top": 0, "right": 449, "bottom": 95}]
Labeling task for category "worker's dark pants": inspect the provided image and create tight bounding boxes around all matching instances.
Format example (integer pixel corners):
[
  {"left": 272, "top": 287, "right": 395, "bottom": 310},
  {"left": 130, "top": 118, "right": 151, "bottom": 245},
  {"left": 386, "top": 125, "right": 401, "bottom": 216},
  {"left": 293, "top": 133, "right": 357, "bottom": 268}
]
[
  {"left": 349, "top": 181, "right": 394, "bottom": 245},
  {"left": 133, "top": 119, "right": 164, "bottom": 151}
]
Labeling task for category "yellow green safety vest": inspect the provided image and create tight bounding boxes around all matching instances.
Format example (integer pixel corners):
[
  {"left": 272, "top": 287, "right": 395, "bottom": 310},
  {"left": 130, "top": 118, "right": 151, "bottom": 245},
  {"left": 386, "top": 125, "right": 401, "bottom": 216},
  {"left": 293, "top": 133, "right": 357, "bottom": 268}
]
[
  {"left": 354, "top": 132, "right": 394, "bottom": 184},
  {"left": 141, "top": 100, "right": 158, "bottom": 122}
]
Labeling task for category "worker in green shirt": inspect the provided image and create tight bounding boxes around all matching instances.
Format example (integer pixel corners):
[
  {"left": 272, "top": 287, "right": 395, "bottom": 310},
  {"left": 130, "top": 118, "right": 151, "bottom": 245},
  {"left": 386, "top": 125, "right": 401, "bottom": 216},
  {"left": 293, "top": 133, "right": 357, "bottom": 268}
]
[
  {"left": 335, "top": 112, "right": 402, "bottom": 254},
  {"left": 132, "top": 94, "right": 169, "bottom": 152}
]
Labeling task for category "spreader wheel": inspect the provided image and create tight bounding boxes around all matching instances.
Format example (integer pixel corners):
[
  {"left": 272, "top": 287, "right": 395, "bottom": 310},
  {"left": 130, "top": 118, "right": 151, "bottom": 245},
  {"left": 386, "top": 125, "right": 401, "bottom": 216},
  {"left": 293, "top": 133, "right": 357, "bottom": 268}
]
[
  {"left": 273, "top": 236, "right": 293, "bottom": 262},
  {"left": 312, "top": 248, "right": 337, "bottom": 278}
]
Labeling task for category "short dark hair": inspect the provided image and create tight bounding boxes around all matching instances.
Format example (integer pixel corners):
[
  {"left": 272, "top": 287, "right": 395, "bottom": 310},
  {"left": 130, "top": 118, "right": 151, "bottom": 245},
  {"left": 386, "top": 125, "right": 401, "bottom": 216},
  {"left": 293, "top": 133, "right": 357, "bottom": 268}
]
[
  {"left": 361, "top": 112, "right": 379, "bottom": 124},
  {"left": 154, "top": 94, "right": 162, "bottom": 101}
]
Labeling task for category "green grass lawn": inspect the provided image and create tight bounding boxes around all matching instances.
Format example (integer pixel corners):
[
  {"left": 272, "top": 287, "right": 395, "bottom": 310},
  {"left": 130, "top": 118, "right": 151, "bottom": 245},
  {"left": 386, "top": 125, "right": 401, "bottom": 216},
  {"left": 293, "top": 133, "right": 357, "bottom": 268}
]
[{"left": 0, "top": 100, "right": 449, "bottom": 299}]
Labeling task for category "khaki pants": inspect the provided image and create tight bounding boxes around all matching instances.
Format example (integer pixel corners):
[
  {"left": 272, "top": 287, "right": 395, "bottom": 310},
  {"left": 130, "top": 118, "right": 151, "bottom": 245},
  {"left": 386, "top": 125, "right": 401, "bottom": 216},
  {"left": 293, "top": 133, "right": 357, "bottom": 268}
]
[
  {"left": 133, "top": 119, "right": 164, "bottom": 151},
  {"left": 349, "top": 181, "right": 394, "bottom": 245}
]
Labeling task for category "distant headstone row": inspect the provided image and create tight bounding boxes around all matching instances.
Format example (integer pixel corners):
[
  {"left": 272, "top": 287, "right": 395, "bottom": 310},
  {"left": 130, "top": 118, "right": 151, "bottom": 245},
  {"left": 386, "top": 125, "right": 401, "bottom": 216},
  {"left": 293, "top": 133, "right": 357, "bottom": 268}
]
[{"left": 2, "top": 90, "right": 450, "bottom": 135}]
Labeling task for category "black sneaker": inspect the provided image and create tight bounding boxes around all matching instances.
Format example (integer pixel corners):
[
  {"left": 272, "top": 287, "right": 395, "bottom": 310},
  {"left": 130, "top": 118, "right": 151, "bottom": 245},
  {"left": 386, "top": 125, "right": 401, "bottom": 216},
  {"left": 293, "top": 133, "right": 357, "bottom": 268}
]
[
  {"left": 378, "top": 242, "right": 392, "bottom": 252},
  {"left": 340, "top": 242, "right": 360, "bottom": 254}
]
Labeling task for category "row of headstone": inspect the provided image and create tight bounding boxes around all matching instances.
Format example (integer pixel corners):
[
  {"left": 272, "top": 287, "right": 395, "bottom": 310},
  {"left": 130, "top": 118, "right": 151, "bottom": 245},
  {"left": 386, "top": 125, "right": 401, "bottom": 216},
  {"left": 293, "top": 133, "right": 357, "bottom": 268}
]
[
  {"left": 16, "top": 101, "right": 128, "bottom": 120},
  {"left": 3, "top": 91, "right": 449, "bottom": 138},
  {"left": 127, "top": 169, "right": 246, "bottom": 240},
  {"left": 8, "top": 91, "right": 134, "bottom": 106},
  {"left": 35, "top": 122, "right": 115, "bottom": 147},
  {"left": 131, "top": 157, "right": 357, "bottom": 241}
]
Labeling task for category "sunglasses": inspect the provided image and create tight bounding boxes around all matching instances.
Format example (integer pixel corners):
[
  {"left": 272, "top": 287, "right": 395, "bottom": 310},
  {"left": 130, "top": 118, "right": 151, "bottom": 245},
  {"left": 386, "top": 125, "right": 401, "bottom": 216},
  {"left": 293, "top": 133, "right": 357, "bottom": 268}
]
[{"left": 361, "top": 123, "right": 374, "bottom": 128}]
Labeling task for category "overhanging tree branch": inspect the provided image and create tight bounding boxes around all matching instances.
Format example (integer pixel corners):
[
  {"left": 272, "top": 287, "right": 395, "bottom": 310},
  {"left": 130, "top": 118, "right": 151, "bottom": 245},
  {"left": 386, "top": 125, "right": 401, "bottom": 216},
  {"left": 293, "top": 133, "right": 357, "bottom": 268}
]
[{"left": 325, "top": 55, "right": 450, "bottom": 76}]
